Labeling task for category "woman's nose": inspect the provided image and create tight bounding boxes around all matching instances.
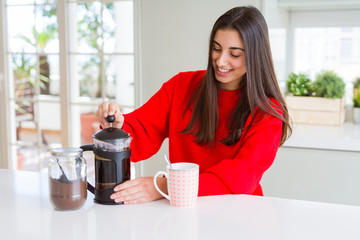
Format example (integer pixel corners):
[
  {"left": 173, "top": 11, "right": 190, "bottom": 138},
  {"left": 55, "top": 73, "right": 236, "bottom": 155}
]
[{"left": 217, "top": 52, "right": 228, "bottom": 66}]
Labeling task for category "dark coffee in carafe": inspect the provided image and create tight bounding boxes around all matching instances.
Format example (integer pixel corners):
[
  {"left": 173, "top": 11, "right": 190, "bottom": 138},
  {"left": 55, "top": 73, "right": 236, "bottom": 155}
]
[
  {"left": 92, "top": 147, "right": 131, "bottom": 204},
  {"left": 95, "top": 152, "right": 131, "bottom": 190}
]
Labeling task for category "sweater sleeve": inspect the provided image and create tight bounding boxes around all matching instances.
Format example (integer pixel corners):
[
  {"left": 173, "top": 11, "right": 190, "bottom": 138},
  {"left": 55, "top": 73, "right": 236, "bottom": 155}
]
[
  {"left": 198, "top": 111, "right": 283, "bottom": 196},
  {"left": 121, "top": 75, "right": 176, "bottom": 162}
]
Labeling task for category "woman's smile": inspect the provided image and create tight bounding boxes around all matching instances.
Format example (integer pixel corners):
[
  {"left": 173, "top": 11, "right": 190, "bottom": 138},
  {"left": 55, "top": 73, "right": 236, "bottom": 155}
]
[{"left": 217, "top": 67, "right": 232, "bottom": 74}]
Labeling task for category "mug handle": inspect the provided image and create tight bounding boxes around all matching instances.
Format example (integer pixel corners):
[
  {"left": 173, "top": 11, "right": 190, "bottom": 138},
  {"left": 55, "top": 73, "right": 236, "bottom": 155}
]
[{"left": 153, "top": 171, "right": 170, "bottom": 200}]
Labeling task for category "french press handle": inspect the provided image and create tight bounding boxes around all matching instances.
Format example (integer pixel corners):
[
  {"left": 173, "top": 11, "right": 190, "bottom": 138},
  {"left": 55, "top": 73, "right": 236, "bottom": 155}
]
[{"left": 79, "top": 144, "right": 95, "bottom": 194}]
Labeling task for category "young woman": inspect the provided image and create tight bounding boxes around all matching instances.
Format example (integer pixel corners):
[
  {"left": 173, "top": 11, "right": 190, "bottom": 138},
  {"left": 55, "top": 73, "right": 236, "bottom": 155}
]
[{"left": 96, "top": 6, "right": 292, "bottom": 204}]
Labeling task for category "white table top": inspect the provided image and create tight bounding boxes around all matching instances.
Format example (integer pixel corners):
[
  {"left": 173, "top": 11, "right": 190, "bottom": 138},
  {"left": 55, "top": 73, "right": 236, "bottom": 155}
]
[{"left": 1, "top": 169, "right": 360, "bottom": 240}]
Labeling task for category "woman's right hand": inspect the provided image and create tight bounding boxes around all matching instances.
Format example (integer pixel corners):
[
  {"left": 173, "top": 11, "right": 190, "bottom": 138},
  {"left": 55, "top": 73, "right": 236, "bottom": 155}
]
[{"left": 96, "top": 101, "right": 124, "bottom": 129}]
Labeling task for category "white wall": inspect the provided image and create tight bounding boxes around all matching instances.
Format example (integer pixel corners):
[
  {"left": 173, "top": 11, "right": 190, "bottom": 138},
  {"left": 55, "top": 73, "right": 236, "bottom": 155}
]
[
  {"left": 263, "top": 0, "right": 289, "bottom": 29},
  {"left": 139, "top": 0, "right": 262, "bottom": 176},
  {"left": 140, "top": 0, "right": 261, "bottom": 103}
]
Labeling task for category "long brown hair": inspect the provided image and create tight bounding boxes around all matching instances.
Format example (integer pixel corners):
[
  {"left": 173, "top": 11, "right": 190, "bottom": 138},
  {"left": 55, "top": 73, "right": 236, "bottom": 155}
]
[{"left": 182, "top": 6, "right": 292, "bottom": 147}]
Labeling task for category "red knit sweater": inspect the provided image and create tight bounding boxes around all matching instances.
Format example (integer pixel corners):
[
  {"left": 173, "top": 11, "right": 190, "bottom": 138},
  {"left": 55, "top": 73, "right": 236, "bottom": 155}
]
[{"left": 122, "top": 70, "right": 283, "bottom": 197}]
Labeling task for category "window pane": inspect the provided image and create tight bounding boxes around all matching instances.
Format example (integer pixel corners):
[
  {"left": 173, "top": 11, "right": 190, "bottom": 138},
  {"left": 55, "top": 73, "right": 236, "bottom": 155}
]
[
  {"left": 70, "top": 2, "right": 102, "bottom": 54},
  {"left": 70, "top": 54, "right": 101, "bottom": 98},
  {"left": 102, "top": 3, "right": 116, "bottom": 53},
  {"left": 7, "top": 5, "right": 36, "bottom": 53},
  {"left": 105, "top": 55, "right": 134, "bottom": 106},
  {"left": 17, "top": 147, "right": 50, "bottom": 171},
  {"left": 35, "top": 4, "right": 59, "bottom": 54},
  {"left": 104, "top": 1, "right": 134, "bottom": 53},
  {"left": 10, "top": 52, "right": 56, "bottom": 97},
  {"left": 38, "top": 101, "right": 61, "bottom": 145},
  {"left": 46, "top": 54, "right": 60, "bottom": 95},
  {"left": 11, "top": 99, "right": 59, "bottom": 172},
  {"left": 294, "top": 27, "right": 360, "bottom": 104},
  {"left": 6, "top": 0, "right": 34, "bottom": 5},
  {"left": 12, "top": 53, "right": 37, "bottom": 97}
]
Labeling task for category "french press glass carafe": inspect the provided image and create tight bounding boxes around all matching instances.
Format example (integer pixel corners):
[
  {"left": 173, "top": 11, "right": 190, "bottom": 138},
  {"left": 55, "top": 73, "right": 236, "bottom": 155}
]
[{"left": 80, "top": 116, "right": 132, "bottom": 205}]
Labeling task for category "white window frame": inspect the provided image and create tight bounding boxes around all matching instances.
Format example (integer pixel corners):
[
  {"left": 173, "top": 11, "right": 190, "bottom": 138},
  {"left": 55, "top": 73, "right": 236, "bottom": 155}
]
[
  {"left": 0, "top": 0, "right": 142, "bottom": 171},
  {"left": 0, "top": 0, "right": 11, "bottom": 169}
]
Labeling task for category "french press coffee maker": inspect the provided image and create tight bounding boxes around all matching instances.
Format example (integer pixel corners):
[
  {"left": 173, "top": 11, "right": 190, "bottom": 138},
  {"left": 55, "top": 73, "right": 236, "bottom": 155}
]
[{"left": 80, "top": 116, "right": 132, "bottom": 205}]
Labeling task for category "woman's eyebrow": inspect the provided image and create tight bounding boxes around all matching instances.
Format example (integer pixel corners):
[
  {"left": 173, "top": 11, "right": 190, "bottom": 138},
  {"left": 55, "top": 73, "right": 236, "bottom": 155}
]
[
  {"left": 213, "top": 40, "right": 221, "bottom": 47},
  {"left": 230, "top": 47, "right": 245, "bottom": 52},
  {"left": 213, "top": 40, "right": 244, "bottom": 51}
]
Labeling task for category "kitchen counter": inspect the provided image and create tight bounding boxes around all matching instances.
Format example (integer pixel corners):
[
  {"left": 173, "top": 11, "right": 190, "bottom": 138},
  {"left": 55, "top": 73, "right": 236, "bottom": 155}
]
[
  {"left": 1, "top": 169, "right": 360, "bottom": 240},
  {"left": 283, "top": 122, "right": 360, "bottom": 152}
]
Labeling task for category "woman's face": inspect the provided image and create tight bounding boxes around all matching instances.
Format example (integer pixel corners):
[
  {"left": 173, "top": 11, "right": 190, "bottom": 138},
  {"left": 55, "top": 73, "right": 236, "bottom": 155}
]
[{"left": 211, "top": 28, "right": 246, "bottom": 91}]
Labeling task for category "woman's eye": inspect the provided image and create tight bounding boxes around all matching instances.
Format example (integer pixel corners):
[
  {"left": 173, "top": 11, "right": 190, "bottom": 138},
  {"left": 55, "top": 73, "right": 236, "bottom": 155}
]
[
  {"left": 231, "top": 53, "right": 240, "bottom": 58},
  {"left": 213, "top": 48, "right": 221, "bottom": 52}
]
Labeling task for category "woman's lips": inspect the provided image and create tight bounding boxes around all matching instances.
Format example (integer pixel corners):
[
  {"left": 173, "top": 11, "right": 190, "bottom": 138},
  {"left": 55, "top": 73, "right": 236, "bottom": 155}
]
[{"left": 216, "top": 67, "right": 232, "bottom": 76}]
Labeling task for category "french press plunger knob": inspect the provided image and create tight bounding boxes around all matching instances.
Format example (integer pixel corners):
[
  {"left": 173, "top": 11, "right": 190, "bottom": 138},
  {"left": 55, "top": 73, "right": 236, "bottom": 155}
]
[{"left": 107, "top": 115, "right": 115, "bottom": 128}]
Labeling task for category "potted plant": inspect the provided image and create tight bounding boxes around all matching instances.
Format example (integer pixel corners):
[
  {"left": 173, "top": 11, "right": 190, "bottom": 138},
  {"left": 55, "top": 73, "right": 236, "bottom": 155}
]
[
  {"left": 353, "top": 77, "right": 360, "bottom": 101},
  {"left": 286, "top": 72, "right": 313, "bottom": 96},
  {"left": 285, "top": 70, "right": 346, "bottom": 126},
  {"left": 353, "top": 77, "right": 360, "bottom": 124},
  {"left": 313, "top": 70, "right": 345, "bottom": 99}
]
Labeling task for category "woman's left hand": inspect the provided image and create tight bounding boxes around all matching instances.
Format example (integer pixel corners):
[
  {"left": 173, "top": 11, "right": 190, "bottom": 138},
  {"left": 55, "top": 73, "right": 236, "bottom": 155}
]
[{"left": 110, "top": 177, "right": 167, "bottom": 204}]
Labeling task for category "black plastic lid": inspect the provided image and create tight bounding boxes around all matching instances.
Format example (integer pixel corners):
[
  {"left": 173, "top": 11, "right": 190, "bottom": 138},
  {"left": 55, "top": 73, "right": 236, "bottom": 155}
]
[{"left": 93, "top": 127, "right": 130, "bottom": 141}]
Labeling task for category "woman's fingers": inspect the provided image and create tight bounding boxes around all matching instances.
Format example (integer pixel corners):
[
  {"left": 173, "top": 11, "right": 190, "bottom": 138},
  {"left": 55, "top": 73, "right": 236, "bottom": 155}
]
[
  {"left": 110, "top": 177, "right": 167, "bottom": 204},
  {"left": 110, "top": 180, "right": 146, "bottom": 204},
  {"left": 108, "top": 102, "right": 120, "bottom": 116},
  {"left": 96, "top": 101, "right": 109, "bottom": 126},
  {"left": 96, "top": 102, "right": 123, "bottom": 128},
  {"left": 113, "top": 112, "right": 124, "bottom": 129}
]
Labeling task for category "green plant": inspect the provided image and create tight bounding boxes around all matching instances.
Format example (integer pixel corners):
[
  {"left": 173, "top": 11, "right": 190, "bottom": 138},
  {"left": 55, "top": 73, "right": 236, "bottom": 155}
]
[
  {"left": 286, "top": 72, "right": 313, "bottom": 96},
  {"left": 354, "top": 77, "right": 360, "bottom": 104},
  {"left": 354, "top": 90, "right": 360, "bottom": 108},
  {"left": 313, "top": 70, "right": 345, "bottom": 99},
  {"left": 12, "top": 53, "right": 50, "bottom": 91},
  {"left": 354, "top": 77, "right": 360, "bottom": 89},
  {"left": 17, "top": 26, "right": 55, "bottom": 95},
  {"left": 13, "top": 53, "right": 38, "bottom": 115}
]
